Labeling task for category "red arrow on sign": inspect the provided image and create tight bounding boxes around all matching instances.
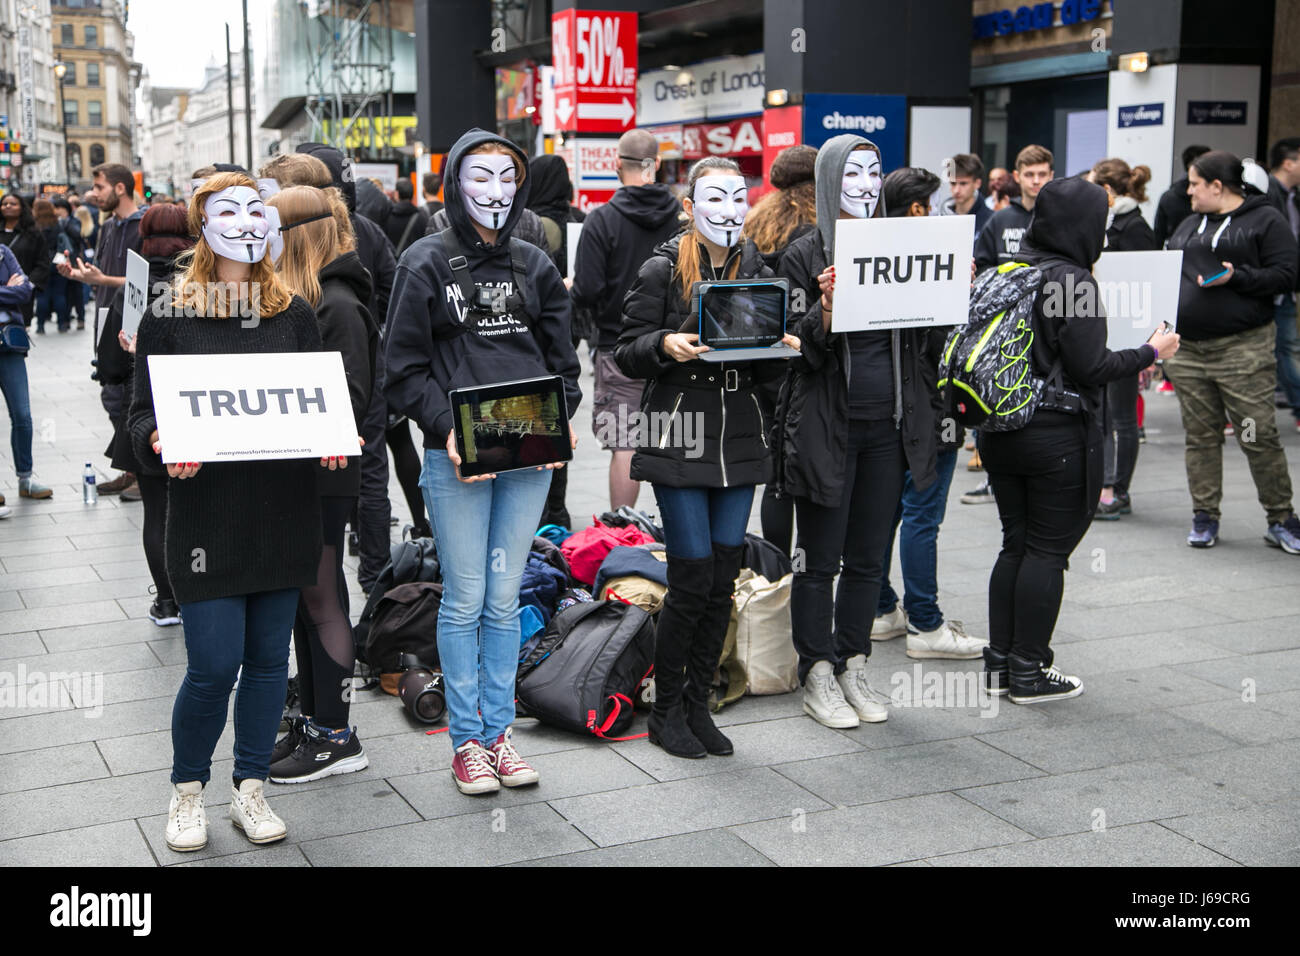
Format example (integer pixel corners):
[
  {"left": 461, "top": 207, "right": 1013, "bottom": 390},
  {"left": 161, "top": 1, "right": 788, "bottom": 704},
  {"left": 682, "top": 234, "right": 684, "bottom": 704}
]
[{"left": 577, "top": 96, "right": 634, "bottom": 128}]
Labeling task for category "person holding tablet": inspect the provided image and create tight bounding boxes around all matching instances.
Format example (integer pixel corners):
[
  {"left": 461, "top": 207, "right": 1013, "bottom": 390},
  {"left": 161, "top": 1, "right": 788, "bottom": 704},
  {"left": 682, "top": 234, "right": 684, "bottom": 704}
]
[
  {"left": 617, "top": 156, "right": 800, "bottom": 759},
  {"left": 384, "top": 129, "right": 581, "bottom": 795}
]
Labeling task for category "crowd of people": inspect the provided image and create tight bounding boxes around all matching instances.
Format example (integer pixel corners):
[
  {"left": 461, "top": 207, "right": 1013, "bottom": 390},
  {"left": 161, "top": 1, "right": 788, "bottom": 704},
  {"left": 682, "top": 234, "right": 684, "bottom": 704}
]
[{"left": 0, "top": 123, "right": 1296, "bottom": 854}]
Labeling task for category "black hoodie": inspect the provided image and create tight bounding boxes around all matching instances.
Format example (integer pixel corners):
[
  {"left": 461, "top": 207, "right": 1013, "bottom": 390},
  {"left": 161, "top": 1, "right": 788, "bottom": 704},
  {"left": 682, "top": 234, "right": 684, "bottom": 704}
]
[
  {"left": 974, "top": 197, "right": 1033, "bottom": 271},
  {"left": 571, "top": 183, "right": 682, "bottom": 349},
  {"left": 384, "top": 200, "right": 430, "bottom": 258},
  {"left": 1168, "top": 194, "right": 1298, "bottom": 341},
  {"left": 383, "top": 128, "right": 582, "bottom": 449},
  {"left": 317, "top": 249, "right": 378, "bottom": 496}
]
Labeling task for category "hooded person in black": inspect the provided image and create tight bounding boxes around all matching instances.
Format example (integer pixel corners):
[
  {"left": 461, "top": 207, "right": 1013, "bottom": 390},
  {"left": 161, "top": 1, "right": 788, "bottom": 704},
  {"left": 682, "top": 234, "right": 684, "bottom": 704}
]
[
  {"left": 978, "top": 176, "right": 1179, "bottom": 704},
  {"left": 572, "top": 128, "right": 682, "bottom": 514},
  {"left": 384, "top": 129, "right": 581, "bottom": 794},
  {"left": 1153, "top": 145, "right": 1210, "bottom": 248},
  {"left": 383, "top": 179, "right": 430, "bottom": 258},
  {"left": 292, "top": 143, "right": 407, "bottom": 590}
]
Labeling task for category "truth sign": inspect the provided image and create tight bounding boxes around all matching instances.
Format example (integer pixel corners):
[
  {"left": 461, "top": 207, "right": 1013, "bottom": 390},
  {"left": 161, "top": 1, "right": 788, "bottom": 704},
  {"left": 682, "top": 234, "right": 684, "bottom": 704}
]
[{"left": 830, "top": 215, "right": 975, "bottom": 332}]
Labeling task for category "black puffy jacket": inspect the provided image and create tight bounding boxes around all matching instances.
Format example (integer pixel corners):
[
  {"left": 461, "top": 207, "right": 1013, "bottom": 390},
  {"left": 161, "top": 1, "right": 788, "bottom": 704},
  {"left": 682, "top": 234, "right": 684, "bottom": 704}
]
[
  {"left": 774, "top": 229, "right": 937, "bottom": 509},
  {"left": 615, "top": 234, "right": 787, "bottom": 488}
]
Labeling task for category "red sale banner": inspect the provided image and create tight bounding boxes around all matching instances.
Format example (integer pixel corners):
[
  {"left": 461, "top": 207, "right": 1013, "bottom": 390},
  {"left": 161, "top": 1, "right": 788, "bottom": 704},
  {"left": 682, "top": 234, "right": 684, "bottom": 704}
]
[
  {"left": 682, "top": 117, "right": 764, "bottom": 159},
  {"left": 551, "top": 9, "right": 638, "bottom": 133}
]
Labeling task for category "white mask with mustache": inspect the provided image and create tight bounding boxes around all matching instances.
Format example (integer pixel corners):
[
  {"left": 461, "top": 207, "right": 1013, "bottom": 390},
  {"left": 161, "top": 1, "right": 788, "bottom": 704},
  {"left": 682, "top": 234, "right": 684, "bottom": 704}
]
[
  {"left": 841, "top": 151, "right": 882, "bottom": 218},
  {"left": 201, "top": 185, "right": 272, "bottom": 263},
  {"left": 691, "top": 174, "right": 748, "bottom": 248},
  {"left": 460, "top": 153, "right": 518, "bottom": 231}
]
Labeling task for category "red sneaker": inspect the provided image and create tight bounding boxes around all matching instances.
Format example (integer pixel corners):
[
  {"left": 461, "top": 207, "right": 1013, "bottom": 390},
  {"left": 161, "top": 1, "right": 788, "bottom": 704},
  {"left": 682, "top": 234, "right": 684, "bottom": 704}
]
[
  {"left": 488, "top": 729, "right": 539, "bottom": 788},
  {"left": 451, "top": 740, "right": 499, "bottom": 795}
]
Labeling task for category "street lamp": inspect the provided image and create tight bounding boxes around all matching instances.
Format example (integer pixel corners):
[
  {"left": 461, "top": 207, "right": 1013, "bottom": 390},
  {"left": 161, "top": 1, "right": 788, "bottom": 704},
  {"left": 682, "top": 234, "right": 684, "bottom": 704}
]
[{"left": 53, "top": 60, "right": 69, "bottom": 185}]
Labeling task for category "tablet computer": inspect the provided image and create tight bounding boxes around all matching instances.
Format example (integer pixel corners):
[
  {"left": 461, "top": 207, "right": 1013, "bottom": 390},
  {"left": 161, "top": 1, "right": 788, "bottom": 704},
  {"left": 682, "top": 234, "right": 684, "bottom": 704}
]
[
  {"left": 692, "top": 278, "right": 796, "bottom": 361},
  {"left": 448, "top": 375, "right": 571, "bottom": 478}
]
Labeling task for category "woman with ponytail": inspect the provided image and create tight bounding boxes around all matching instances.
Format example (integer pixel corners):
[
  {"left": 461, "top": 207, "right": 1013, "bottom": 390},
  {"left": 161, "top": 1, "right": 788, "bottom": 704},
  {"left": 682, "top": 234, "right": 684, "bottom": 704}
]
[
  {"left": 616, "top": 157, "right": 800, "bottom": 758},
  {"left": 1088, "top": 158, "right": 1158, "bottom": 520},
  {"left": 1165, "top": 150, "right": 1300, "bottom": 552}
]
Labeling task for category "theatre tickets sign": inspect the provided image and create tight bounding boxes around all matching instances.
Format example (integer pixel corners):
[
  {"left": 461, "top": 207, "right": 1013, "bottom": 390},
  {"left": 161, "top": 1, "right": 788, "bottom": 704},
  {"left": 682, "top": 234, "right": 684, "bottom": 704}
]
[{"left": 147, "top": 352, "right": 362, "bottom": 463}]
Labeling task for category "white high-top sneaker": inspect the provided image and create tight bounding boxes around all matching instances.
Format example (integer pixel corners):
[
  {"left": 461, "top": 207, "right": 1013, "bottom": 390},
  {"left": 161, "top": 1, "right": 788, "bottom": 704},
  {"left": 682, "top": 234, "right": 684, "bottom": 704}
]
[
  {"left": 836, "top": 655, "right": 889, "bottom": 723},
  {"left": 871, "top": 604, "right": 908, "bottom": 641},
  {"left": 803, "top": 660, "right": 860, "bottom": 729},
  {"left": 165, "top": 781, "right": 208, "bottom": 852},
  {"left": 229, "top": 779, "right": 288, "bottom": 845},
  {"left": 906, "top": 620, "right": 988, "bottom": 660}
]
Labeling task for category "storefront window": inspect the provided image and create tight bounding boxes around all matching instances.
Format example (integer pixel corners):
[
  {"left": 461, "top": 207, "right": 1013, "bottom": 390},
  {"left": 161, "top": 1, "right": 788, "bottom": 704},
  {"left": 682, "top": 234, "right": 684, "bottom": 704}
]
[{"left": 975, "top": 74, "right": 1107, "bottom": 175}]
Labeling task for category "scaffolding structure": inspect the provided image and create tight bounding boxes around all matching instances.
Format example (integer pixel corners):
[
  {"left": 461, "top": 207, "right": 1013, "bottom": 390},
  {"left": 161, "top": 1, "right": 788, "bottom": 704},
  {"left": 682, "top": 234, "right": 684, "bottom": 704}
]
[{"left": 300, "top": 0, "right": 396, "bottom": 157}]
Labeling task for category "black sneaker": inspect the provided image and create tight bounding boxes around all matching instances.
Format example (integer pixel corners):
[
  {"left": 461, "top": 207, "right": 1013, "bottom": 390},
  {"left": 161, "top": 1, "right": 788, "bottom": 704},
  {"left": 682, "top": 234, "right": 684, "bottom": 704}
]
[
  {"left": 347, "top": 531, "right": 360, "bottom": 556},
  {"left": 1008, "top": 654, "right": 1083, "bottom": 704},
  {"left": 960, "top": 480, "right": 996, "bottom": 505},
  {"left": 983, "top": 646, "right": 1009, "bottom": 697},
  {"left": 148, "top": 598, "right": 182, "bottom": 626},
  {"left": 1093, "top": 498, "right": 1124, "bottom": 521},
  {"left": 271, "top": 715, "right": 309, "bottom": 765},
  {"left": 268, "top": 722, "right": 368, "bottom": 784},
  {"left": 1137, "top": 426, "right": 1146, "bottom": 444}
]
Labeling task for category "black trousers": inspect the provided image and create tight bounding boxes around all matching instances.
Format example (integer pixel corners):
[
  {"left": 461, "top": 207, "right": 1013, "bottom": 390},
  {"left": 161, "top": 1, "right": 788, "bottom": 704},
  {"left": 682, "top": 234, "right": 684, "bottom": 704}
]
[
  {"left": 981, "top": 412, "right": 1097, "bottom": 664},
  {"left": 791, "top": 418, "right": 907, "bottom": 684},
  {"left": 357, "top": 384, "right": 391, "bottom": 591},
  {"left": 138, "top": 473, "right": 172, "bottom": 604},
  {"left": 1103, "top": 373, "right": 1140, "bottom": 496}
]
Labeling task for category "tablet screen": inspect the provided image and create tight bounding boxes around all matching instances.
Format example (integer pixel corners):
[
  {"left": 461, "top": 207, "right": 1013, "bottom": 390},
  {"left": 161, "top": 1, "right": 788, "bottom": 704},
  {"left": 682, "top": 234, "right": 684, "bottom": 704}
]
[
  {"left": 699, "top": 284, "right": 786, "bottom": 349},
  {"left": 449, "top": 376, "right": 571, "bottom": 477}
]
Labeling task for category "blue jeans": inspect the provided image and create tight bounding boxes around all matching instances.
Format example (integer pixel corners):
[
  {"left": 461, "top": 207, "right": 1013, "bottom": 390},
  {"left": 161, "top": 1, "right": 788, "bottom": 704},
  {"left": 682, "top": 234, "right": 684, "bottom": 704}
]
[
  {"left": 0, "top": 352, "right": 34, "bottom": 477},
  {"left": 35, "top": 275, "right": 71, "bottom": 332},
  {"left": 171, "top": 588, "right": 300, "bottom": 785},
  {"left": 420, "top": 450, "right": 552, "bottom": 749},
  {"left": 876, "top": 447, "right": 959, "bottom": 633},
  {"left": 652, "top": 484, "right": 755, "bottom": 558},
  {"left": 1275, "top": 297, "right": 1300, "bottom": 417}
]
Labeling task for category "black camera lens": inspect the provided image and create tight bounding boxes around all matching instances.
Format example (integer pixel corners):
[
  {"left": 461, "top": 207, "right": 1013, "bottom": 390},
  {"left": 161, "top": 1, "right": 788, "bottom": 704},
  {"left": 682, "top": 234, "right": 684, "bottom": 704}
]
[{"left": 397, "top": 669, "right": 445, "bottom": 724}]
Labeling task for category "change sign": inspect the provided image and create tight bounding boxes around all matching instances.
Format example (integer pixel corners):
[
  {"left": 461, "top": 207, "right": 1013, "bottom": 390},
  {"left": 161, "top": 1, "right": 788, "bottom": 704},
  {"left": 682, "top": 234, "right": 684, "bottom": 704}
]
[
  {"left": 147, "top": 352, "right": 361, "bottom": 464},
  {"left": 830, "top": 216, "right": 975, "bottom": 332}
]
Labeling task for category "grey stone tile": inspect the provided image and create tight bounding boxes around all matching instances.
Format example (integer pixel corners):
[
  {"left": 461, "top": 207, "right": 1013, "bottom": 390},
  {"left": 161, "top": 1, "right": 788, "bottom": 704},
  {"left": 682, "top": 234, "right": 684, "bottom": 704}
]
[
  {"left": 610, "top": 716, "right": 862, "bottom": 782},
  {"left": 0, "top": 768, "right": 173, "bottom": 840},
  {"left": 146, "top": 636, "right": 188, "bottom": 666},
  {"left": 729, "top": 791, "right": 1032, "bottom": 866},
  {"left": 774, "top": 737, "right": 1044, "bottom": 807},
  {"left": 93, "top": 560, "right": 153, "bottom": 581},
  {"left": 1052, "top": 600, "right": 1236, "bottom": 641},
  {"left": 1158, "top": 800, "right": 1300, "bottom": 865},
  {"left": 1179, "top": 616, "right": 1300, "bottom": 656},
  {"left": 0, "top": 565, "right": 101, "bottom": 592},
  {"left": 139, "top": 778, "right": 423, "bottom": 862},
  {"left": 21, "top": 576, "right": 154, "bottom": 610},
  {"left": 0, "top": 590, "right": 24, "bottom": 611},
  {"left": 96, "top": 725, "right": 232, "bottom": 777},
  {"left": 4, "top": 545, "right": 144, "bottom": 572},
  {"left": 1185, "top": 584, "right": 1300, "bottom": 623},
  {"left": 69, "top": 529, "right": 148, "bottom": 550},
  {"left": 1166, "top": 741, "right": 1300, "bottom": 805},
  {"left": 1174, "top": 649, "right": 1300, "bottom": 695},
  {"left": 42, "top": 616, "right": 166, "bottom": 655},
  {"left": 1031, "top": 632, "right": 1233, "bottom": 676},
  {"left": 301, "top": 801, "right": 594, "bottom": 866},
  {"left": 518, "top": 828, "right": 775, "bottom": 867},
  {"left": 973, "top": 710, "right": 1238, "bottom": 775},
  {"left": 831, "top": 687, "right": 1053, "bottom": 751},
  {"left": 0, "top": 631, "right": 45, "bottom": 660},
  {"left": 2, "top": 642, "right": 160, "bottom": 679},
  {"left": 0, "top": 669, "right": 78, "bottom": 718},
  {"left": 0, "top": 600, "right": 128, "bottom": 637},
  {"left": 0, "top": 696, "right": 173, "bottom": 755},
  {"left": 549, "top": 766, "right": 831, "bottom": 847},
  {"left": 927, "top": 822, "right": 1239, "bottom": 866},
  {"left": 0, "top": 536, "right": 76, "bottom": 558},
  {"left": 1169, "top": 697, "right": 1300, "bottom": 747},
  {"left": 955, "top": 761, "right": 1252, "bottom": 838},
  {"left": 0, "top": 820, "right": 157, "bottom": 866},
  {"left": 1025, "top": 666, "right": 1238, "bottom": 723},
  {"left": 0, "top": 742, "right": 110, "bottom": 794},
  {"left": 174, "top": 845, "right": 311, "bottom": 867},
  {"left": 77, "top": 664, "right": 186, "bottom": 708},
  {"left": 390, "top": 746, "right": 654, "bottom": 821},
  {"left": 711, "top": 692, "right": 807, "bottom": 727}
]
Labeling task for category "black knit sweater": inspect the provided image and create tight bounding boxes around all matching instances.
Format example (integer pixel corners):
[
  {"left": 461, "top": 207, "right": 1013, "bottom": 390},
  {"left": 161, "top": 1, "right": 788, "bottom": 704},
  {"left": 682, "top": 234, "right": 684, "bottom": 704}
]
[{"left": 127, "top": 296, "right": 325, "bottom": 604}]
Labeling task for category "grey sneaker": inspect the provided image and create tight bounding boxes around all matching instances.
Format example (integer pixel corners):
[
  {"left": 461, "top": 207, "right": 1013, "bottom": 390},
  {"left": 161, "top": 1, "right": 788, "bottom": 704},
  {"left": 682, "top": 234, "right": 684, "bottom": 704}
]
[
  {"left": 18, "top": 477, "right": 51, "bottom": 499},
  {"left": 836, "top": 655, "right": 889, "bottom": 723},
  {"left": 1264, "top": 514, "right": 1300, "bottom": 555},
  {"left": 803, "top": 661, "right": 859, "bottom": 729}
]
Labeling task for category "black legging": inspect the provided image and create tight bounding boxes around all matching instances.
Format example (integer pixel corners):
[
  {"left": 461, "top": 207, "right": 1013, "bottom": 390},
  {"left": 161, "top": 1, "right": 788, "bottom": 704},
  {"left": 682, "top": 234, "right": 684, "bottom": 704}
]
[
  {"left": 981, "top": 412, "right": 1097, "bottom": 664},
  {"left": 137, "top": 473, "right": 172, "bottom": 604},
  {"left": 386, "top": 420, "right": 429, "bottom": 535},
  {"left": 294, "top": 495, "right": 355, "bottom": 729},
  {"left": 1103, "top": 374, "right": 1140, "bottom": 497}
]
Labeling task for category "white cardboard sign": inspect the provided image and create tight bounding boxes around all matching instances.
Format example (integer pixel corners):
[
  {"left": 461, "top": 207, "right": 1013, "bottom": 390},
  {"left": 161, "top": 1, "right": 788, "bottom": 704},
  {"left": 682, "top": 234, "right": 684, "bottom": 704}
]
[
  {"left": 146, "top": 352, "right": 361, "bottom": 464},
  {"left": 1091, "top": 249, "right": 1183, "bottom": 350},
  {"left": 122, "top": 249, "right": 149, "bottom": 340},
  {"left": 566, "top": 221, "right": 584, "bottom": 280},
  {"left": 830, "top": 215, "right": 975, "bottom": 332}
]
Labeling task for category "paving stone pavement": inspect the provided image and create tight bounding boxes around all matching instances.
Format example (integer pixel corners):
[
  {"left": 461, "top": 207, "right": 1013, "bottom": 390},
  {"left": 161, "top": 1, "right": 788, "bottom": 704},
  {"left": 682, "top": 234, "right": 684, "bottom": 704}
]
[{"left": 1, "top": 328, "right": 1298, "bottom": 867}]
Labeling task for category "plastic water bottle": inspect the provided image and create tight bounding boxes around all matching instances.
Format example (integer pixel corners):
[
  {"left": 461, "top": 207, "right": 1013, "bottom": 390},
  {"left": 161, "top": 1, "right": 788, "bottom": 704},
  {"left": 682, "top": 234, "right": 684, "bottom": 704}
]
[{"left": 82, "top": 463, "right": 98, "bottom": 505}]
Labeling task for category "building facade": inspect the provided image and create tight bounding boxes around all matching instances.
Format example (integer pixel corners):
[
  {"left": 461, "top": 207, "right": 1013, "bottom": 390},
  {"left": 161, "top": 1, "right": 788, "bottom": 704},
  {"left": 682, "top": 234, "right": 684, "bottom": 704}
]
[
  {"left": 0, "top": 0, "right": 64, "bottom": 188},
  {"left": 51, "top": 0, "right": 139, "bottom": 187}
]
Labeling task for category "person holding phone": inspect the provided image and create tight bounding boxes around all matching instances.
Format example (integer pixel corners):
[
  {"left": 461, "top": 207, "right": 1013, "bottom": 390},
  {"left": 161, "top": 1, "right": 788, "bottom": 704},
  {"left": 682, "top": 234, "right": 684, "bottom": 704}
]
[
  {"left": 384, "top": 129, "right": 581, "bottom": 795},
  {"left": 1165, "top": 150, "right": 1300, "bottom": 552},
  {"left": 128, "top": 171, "right": 335, "bottom": 853},
  {"left": 616, "top": 156, "right": 800, "bottom": 759}
]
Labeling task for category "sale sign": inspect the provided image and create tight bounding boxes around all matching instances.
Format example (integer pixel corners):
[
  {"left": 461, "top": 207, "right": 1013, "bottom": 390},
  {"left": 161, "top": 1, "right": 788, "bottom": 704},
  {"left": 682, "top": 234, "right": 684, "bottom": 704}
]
[
  {"left": 551, "top": 9, "right": 638, "bottom": 133},
  {"left": 682, "top": 117, "right": 763, "bottom": 159}
]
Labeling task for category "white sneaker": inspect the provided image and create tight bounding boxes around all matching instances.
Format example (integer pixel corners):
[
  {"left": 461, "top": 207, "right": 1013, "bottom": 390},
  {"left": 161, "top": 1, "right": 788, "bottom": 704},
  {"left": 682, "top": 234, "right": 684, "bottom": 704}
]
[
  {"left": 836, "top": 655, "right": 889, "bottom": 723},
  {"left": 165, "top": 781, "right": 208, "bottom": 852},
  {"left": 229, "top": 778, "right": 287, "bottom": 844},
  {"left": 803, "top": 660, "right": 859, "bottom": 728},
  {"left": 906, "top": 620, "right": 988, "bottom": 660},
  {"left": 871, "top": 604, "right": 908, "bottom": 641},
  {"left": 0, "top": 504, "right": 11, "bottom": 519}
]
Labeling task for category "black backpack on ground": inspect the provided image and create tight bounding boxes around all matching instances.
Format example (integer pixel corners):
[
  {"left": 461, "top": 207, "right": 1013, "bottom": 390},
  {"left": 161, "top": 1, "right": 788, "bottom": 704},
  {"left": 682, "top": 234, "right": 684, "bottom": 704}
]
[
  {"left": 353, "top": 536, "right": 440, "bottom": 665},
  {"left": 744, "top": 533, "right": 793, "bottom": 581},
  {"left": 515, "top": 599, "right": 655, "bottom": 740},
  {"left": 365, "top": 582, "right": 443, "bottom": 674}
]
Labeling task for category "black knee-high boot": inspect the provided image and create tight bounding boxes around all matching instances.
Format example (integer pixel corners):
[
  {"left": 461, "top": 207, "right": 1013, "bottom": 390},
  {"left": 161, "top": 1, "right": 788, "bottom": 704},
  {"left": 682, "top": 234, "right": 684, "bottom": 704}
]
[
  {"left": 648, "top": 554, "right": 712, "bottom": 758},
  {"left": 682, "top": 543, "right": 745, "bottom": 756}
]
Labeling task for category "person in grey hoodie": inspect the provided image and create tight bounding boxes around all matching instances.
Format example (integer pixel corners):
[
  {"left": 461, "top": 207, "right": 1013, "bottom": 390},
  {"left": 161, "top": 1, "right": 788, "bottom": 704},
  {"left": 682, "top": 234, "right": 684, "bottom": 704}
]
[{"left": 774, "top": 134, "right": 939, "bottom": 731}]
